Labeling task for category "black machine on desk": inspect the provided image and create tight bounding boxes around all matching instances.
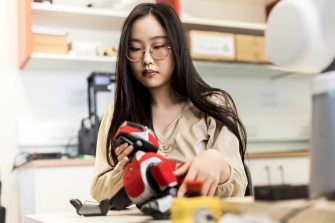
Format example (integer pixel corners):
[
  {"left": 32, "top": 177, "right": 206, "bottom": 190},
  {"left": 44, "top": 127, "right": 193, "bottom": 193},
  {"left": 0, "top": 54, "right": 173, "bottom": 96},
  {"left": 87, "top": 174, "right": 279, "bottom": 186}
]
[
  {"left": 253, "top": 166, "right": 308, "bottom": 201},
  {"left": 78, "top": 72, "right": 115, "bottom": 156}
]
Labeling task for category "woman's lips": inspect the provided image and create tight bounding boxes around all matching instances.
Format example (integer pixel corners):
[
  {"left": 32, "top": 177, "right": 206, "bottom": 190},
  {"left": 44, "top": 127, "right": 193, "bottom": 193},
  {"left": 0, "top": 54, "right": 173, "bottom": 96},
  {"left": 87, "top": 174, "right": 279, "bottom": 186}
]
[{"left": 143, "top": 69, "right": 158, "bottom": 77}]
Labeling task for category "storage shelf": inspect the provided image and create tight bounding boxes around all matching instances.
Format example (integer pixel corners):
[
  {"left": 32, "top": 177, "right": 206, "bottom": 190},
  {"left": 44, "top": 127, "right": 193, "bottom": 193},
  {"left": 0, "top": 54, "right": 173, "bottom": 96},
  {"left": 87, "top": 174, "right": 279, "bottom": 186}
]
[
  {"left": 29, "top": 2, "right": 287, "bottom": 75},
  {"left": 31, "top": 2, "right": 266, "bottom": 33},
  {"left": 193, "top": 60, "right": 309, "bottom": 78},
  {"left": 25, "top": 53, "right": 305, "bottom": 78},
  {"left": 25, "top": 53, "right": 116, "bottom": 71},
  {"left": 31, "top": 53, "right": 116, "bottom": 62},
  {"left": 31, "top": 2, "right": 127, "bottom": 30},
  {"left": 182, "top": 15, "right": 266, "bottom": 32},
  {"left": 31, "top": 2, "right": 129, "bottom": 17}
]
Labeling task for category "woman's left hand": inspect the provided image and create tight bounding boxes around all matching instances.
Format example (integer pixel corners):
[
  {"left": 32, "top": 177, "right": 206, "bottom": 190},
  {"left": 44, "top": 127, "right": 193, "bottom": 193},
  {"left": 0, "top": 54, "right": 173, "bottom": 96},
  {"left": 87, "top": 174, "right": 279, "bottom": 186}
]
[{"left": 173, "top": 149, "right": 231, "bottom": 197}]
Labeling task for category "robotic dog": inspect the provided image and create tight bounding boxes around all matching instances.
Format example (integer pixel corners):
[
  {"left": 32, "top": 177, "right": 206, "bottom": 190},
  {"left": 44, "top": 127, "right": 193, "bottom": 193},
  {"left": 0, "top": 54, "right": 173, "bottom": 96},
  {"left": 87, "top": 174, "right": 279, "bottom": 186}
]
[{"left": 112, "top": 121, "right": 184, "bottom": 219}]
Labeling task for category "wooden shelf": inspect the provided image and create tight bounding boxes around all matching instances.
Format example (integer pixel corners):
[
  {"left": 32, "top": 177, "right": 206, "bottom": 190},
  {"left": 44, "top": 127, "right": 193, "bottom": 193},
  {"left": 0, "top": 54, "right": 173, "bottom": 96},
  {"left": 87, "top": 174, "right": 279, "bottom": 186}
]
[
  {"left": 31, "top": 2, "right": 127, "bottom": 30},
  {"left": 25, "top": 53, "right": 296, "bottom": 76},
  {"left": 193, "top": 60, "right": 309, "bottom": 78},
  {"left": 19, "top": 158, "right": 95, "bottom": 168},
  {"left": 31, "top": 2, "right": 128, "bottom": 17},
  {"left": 24, "top": 2, "right": 272, "bottom": 72},
  {"left": 25, "top": 52, "right": 307, "bottom": 77},
  {"left": 248, "top": 150, "right": 309, "bottom": 159},
  {"left": 25, "top": 53, "right": 116, "bottom": 71},
  {"left": 31, "top": 2, "right": 266, "bottom": 33},
  {"left": 26, "top": 2, "right": 301, "bottom": 77},
  {"left": 31, "top": 2, "right": 128, "bottom": 31},
  {"left": 182, "top": 15, "right": 266, "bottom": 34}
]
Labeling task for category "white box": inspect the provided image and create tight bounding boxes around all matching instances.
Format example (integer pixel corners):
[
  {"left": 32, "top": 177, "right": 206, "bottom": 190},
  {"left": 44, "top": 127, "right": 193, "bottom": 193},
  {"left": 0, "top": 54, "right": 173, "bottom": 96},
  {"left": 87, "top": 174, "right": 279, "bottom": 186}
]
[{"left": 189, "top": 30, "right": 235, "bottom": 61}]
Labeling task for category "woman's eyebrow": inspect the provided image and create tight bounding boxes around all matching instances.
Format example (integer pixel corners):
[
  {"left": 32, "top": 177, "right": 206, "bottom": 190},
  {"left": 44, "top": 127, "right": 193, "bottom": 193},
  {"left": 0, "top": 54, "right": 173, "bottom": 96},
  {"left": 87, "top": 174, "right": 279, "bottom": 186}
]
[
  {"left": 128, "top": 39, "right": 142, "bottom": 43},
  {"left": 129, "top": 36, "right": 168, "bottom": 42},
  {"left": 150, "top": 35, "right": 168, "bottom": 40}
]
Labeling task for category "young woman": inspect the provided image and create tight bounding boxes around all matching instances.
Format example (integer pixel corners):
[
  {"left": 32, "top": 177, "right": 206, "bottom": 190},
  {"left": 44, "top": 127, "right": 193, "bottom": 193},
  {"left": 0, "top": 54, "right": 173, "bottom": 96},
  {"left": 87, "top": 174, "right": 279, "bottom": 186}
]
[{"left": 91, "top": 3, "right": 247, "bottom": 202}]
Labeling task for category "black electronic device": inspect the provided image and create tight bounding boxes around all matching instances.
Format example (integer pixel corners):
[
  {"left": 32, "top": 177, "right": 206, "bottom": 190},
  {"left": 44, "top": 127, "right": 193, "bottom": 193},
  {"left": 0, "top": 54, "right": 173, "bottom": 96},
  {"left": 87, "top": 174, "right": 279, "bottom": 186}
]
[
  {"left": 115, "top": 133, "right": 158, "bottom": 158},
  {"left": 78, "top": 72, "right": 115, "bottom": 156},
  {"left": 0, "top": 207, "right": 4, "bottom": 223},
  {"left": 0, "top": 179, "right": 6, "bottom": 223},
  {"left": 254, "top": 184, "right": 308, "bottom": 201},
  {"left": 78, "top": 121, "right": 98, "bottom": 156},
  {"left": 70, "top": 199, "right": 110, "bottom": 217},
  {"left": 254, "top": 165, "right": 308, "bottom": 201}
]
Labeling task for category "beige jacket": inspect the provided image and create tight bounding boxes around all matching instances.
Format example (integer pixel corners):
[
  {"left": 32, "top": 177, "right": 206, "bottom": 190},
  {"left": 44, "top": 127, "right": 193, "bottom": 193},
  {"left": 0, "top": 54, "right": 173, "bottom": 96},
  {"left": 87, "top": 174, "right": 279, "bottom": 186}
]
[{"left": 91, "top": 99, "right": 247, "bottom": 201}]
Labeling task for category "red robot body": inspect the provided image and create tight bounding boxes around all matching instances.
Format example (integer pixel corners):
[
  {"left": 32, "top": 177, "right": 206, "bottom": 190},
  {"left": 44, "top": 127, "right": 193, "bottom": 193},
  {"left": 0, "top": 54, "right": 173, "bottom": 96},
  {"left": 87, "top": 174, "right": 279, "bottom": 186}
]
[
  {"left": 112, "top": 121, "right": 185, "bottom": 219},
  {"left": 123, "top": 151, "right": 182, "bottom": 205}
]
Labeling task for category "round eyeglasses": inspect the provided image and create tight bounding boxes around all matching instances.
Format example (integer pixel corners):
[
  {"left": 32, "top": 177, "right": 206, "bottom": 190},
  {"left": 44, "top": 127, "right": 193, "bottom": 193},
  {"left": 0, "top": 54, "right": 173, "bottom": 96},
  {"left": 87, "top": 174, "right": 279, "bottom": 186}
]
[{"left": 126, "top": 43, "right": 172, "bottom": 63}]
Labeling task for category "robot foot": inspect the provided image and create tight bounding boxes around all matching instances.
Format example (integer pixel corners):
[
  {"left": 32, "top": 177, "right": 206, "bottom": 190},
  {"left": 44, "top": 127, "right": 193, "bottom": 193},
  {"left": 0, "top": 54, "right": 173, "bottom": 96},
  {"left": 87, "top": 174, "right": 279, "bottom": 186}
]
[{"left": 140, "top": 195, "right": 174, "bottom": 219}]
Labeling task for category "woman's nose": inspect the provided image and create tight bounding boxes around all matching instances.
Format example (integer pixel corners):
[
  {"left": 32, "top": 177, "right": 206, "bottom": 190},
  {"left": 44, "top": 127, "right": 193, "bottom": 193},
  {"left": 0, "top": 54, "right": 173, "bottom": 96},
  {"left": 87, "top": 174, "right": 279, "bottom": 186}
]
[{"left": 142, "top": 48, "right": 154, "bottom": 65}]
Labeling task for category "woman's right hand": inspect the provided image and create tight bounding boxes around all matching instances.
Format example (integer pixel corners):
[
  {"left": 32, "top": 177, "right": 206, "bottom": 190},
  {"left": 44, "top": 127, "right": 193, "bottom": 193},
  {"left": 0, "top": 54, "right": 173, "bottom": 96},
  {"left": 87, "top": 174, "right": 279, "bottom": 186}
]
[{"left": 115, "top": 143, "right": 133, "bottom": 170}]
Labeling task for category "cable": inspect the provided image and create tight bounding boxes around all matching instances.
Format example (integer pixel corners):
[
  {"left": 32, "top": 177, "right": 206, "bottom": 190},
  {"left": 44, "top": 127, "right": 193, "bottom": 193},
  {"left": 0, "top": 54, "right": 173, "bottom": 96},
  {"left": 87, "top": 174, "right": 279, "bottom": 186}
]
[
  {"left": 64, "top": 135, "right": 79, "bottom": 158},
  {"left": 11, "top": 152, "right": 33, "bottom": 171}
]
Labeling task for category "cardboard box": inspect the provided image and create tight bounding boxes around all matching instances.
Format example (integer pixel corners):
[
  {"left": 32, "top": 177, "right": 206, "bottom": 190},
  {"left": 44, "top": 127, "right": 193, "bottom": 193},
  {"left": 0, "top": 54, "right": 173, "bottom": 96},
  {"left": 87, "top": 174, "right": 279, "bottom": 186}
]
[
  {"left": 32, "top": 43, "right": 70, "bottom": 54},
  {"left": 235, "top": 34, "right": 268, "bottom": 63},
  {"left": 189, "top": 30, "right": 235, "bottom": 61},
  {"left": 32, "top": 33, "right": 68, "bottom": 45}
]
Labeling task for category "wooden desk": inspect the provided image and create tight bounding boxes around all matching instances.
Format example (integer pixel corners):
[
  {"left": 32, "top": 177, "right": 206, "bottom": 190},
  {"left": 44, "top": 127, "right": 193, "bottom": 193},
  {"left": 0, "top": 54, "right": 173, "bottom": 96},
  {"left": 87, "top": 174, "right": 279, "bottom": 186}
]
[
  {"left": 20, "top": 159, "right": 95, "bottom": 168},
  {"left": 25, "top": 197, "right": 335, "bottom": 223},
  {"left": 221, "top": 197, "right": 335, "bottom": 223},
  {"left": 25, "top": 207, "right": 167, "bottom": 223}
]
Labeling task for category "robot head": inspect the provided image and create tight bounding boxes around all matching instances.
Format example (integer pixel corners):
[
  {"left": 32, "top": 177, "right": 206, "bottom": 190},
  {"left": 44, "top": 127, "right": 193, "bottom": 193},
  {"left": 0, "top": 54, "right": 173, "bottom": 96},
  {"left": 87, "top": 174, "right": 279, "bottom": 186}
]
[
  {"left": 265, "top": 0, "right": 335, "bottom": 73},
  {"left": 114, "top": 121, "right": 159, "bottom": 157}
]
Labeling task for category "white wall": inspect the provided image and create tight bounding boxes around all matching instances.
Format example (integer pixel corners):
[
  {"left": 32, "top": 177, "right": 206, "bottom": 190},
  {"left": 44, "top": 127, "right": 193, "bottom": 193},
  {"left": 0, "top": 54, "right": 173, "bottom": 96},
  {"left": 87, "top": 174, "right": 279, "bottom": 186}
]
[
  {"left": 0, "top": 2, "right": 102, "bottom": 223},
  {"left": 197, "top": 64, "right": 314, "bottom": 152},
  {"left": 0, "top": 0, "right": 24, "bottom": 222}
]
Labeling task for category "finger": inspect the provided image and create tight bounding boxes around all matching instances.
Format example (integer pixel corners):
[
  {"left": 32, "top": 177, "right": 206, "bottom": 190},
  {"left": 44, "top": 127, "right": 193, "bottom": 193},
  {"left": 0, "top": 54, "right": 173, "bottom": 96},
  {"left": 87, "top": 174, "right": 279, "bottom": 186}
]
[
  {"left": 177, "top": 168, "right": 197, "bottom": 197},
  {"left": 117, "top": 152, "right": 124, "bottom": 162},
  {"left": 201, "top": 179, "right": 212, "bottom": 196},
  {"left": 119, "top": 156, "right": 129, "bottom": 169},
  {"left": 177, "top": 184, "right": 186, "bottom": 197},
  {"left": 184, "top": 166, "right": 197, "bottom": 182},
  {"left": 123, "top": 145, "right": 134, "bottom": 156},
  {"left": 117, "top": 146, "right": 133, "bottom": 162},
  {"left": 115, "top": 143, "right": 126, "bottom": 156},
  {"left": 173, "top": 162, "right": 190, "bottom": 176},
  {"left": 208, "top": 181, "right": 218, "bottom": 196},
  {"left": 115, "top": 143, "right": 128, "bottom": 156}
]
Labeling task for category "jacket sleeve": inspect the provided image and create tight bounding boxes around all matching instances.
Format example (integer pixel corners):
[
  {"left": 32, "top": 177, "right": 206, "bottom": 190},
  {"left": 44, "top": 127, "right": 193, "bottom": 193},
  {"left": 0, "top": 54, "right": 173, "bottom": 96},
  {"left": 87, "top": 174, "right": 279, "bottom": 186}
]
[
  {"left": 90, "top": 104, "right": 125, "bottom": 201},
  {"left": 206, "top": 95, "right": 248, "bottom": 197}
]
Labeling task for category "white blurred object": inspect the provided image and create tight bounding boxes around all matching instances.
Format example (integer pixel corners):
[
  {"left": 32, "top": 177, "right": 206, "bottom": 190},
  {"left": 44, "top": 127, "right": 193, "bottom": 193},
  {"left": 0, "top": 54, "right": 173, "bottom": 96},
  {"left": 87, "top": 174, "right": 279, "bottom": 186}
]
[
  {"left": 52, "top": 0, "right": 154, "bottom": 10},
  {"left": 89, "top": 0, "right": 154, "bottom": 10},
  {"left": 52, "top": 0, "right": 91, "bottom": 7},
  {"left": 265, "top": 0, "right": 335, "bottom": 73},
  {"left": 17, "top": 118, "right": 78, "bottom": 147},
  {"left": 70, "top": 41, "right": 103, "bottom": 57},
  {"left": 265, "top": 0, "right": 335, "bottom": 199}
]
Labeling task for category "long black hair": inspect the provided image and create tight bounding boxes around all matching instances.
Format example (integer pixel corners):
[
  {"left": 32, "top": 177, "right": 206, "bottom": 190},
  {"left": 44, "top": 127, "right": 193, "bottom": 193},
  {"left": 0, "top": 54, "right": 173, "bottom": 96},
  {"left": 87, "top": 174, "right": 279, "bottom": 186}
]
[{"left": 106, "top": 3, "right": 247, "bottom": 166}]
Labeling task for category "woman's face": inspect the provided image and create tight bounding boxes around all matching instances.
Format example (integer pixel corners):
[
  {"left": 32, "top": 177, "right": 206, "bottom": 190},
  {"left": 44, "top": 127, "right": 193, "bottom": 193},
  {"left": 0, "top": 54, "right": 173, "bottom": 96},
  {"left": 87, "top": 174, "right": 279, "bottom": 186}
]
[{"left": 128, "top": 14, "right": 175, "bottom": 91}]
